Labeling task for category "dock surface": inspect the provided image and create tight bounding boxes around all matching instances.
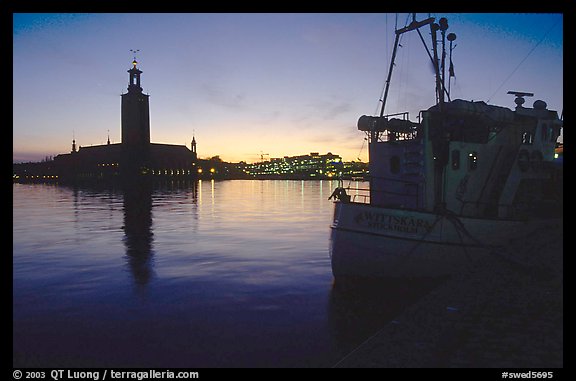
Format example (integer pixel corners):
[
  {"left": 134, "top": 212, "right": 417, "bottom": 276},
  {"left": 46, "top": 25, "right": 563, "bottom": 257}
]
[{"left": 335, "top": 222, "right": 563, "bottom": 368}]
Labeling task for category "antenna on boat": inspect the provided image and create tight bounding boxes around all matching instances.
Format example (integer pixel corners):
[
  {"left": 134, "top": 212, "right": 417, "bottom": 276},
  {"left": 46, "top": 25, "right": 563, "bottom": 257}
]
[
  {"left": 430, "top": 22, "right": 443, "bottom": 108},
  {"left": 507, "top": 91, "right": 534, "bottom": 109},
  {"left": 439, "top": 18, "right": 448, "bottom": 103},
  {"left": 447, "top": 32, "right": 457, "bottom": 98},
  {"left": 432, "top": 17, "right": 457, "bottom": 108}
]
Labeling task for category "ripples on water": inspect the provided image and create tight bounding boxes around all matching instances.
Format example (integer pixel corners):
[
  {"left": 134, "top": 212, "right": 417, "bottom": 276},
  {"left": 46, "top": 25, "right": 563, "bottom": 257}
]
[{"left": 13, "top": 180, "right": 441, "bottom": 367}]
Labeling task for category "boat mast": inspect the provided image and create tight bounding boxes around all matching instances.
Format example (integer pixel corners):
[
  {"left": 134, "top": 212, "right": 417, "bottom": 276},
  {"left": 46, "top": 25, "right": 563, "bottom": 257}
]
[
  {"left": 380, "top": 14, "right": 456, "bottom": 120},
  {"left": 380, "top": 32, "right": 401, "bottom": 118},
  {"left": 430, "top": 22, "right": 443, "bottom": 108},
  {"left": 380, "top": 14, "right": 435, "bottom": 119},
  {"left": 440, "top": 17, "right": 448, "bottom": 104}
]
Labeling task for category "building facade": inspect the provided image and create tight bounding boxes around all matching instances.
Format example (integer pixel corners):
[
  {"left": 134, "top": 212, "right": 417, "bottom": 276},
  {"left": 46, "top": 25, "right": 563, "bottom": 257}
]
[
  {"left": 51, "top": 59, "right": 197, "bottom": 182},
  {"left": 241, "top": 152, "right": 346, "bottom": 179}
]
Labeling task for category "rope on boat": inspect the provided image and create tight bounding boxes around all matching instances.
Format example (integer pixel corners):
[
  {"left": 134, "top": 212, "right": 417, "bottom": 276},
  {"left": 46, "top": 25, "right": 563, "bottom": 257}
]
[
  {"left": 442, "top": 209, "right": 561, "bottom": 277},
  {"left": 393, "top": 214, "right": 445, "bottom": 271},
  {"left": 486, "top": 18, "right": 560, "bottom": 104}
]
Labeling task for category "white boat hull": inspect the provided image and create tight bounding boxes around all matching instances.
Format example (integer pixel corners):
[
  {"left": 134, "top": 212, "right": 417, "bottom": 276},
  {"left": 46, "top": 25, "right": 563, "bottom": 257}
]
[{"left": 329, "top": 202, "right": 560, "bottom": 279}]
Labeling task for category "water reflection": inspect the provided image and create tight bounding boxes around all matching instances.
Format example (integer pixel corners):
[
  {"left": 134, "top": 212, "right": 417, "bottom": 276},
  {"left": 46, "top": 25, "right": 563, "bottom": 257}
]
[
  {"left": 15, "top": 180, "right": 446, "bottom": 367},
  {"left": 122, "top": 181, "right": 154, "bottom": 288},
  {"left": 327, "top": 277, "right": 447, "bottom": 358},
  {"left": 122, "top": 179, "right": 199, "bottom": 289},
  {"left": 65, "top": 179, "right": 200, "bottom": 290}
]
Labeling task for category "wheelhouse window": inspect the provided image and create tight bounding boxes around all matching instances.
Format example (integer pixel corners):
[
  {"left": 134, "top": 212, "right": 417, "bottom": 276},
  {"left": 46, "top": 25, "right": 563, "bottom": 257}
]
[
  {"left": 468, "top": 152, "right": 478, "bottom": 170},
  {"left": 521, "top": 130, "right": 534, "bottom": 145},
  {"left": 540, "top": 123, "right": 556, "bottom": 143}
]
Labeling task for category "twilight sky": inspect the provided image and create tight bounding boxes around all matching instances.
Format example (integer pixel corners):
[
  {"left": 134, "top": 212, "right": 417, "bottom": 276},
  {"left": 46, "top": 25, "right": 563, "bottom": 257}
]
[{"left": 13, "top": 13, "right": 563, "bottom": 163}]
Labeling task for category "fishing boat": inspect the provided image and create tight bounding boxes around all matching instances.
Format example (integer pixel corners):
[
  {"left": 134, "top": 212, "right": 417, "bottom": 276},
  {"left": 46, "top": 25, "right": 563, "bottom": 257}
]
[{"left": 329, "top": 15, "right": 563, "bottom": 280}]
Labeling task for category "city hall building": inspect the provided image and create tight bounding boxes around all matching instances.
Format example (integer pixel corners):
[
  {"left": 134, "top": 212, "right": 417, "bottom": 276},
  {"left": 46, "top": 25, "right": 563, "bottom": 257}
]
[{"left": 53, "top": 59, "right": 197, "bottom": 182}]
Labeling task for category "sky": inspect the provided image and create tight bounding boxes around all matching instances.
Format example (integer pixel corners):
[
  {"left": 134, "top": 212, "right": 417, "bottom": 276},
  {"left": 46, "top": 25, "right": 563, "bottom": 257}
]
[{"left": 13, "top": 13, "right": 563, "bottom": 163}]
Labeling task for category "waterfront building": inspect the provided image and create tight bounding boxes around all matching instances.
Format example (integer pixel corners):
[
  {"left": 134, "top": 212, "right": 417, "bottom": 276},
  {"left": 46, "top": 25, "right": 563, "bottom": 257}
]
[
  {"left": 242, "top": 152, "right": 348, "bottom": 179},
  {"left": 42, "top": 59, "right": 198, "bottom": 183}
]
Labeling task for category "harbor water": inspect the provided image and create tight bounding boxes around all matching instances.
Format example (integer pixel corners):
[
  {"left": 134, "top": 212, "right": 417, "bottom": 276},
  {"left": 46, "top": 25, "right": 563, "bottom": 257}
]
[{"left": 13, "top": 180, "right": 440, "bottom": 368}]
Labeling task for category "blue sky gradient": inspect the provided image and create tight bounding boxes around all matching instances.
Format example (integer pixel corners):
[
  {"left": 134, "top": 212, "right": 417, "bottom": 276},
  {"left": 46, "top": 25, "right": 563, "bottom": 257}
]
[{"left": 13, "top": 13, "right": 563, "bottom": 163}]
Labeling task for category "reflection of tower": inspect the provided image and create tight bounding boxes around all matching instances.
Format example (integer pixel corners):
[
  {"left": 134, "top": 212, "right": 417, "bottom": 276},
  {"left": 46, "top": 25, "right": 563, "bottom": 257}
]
[
  {"left": 121, "top": 58, "right": 150, "bottom": 174},
  {"left": 122, "top": 181, "right": 154, "bottom": 288}
]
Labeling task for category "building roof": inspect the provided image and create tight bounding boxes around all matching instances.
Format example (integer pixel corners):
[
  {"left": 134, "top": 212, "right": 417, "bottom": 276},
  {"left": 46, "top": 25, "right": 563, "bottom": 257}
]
[
  {"left": 77, "top": 143, "right": 122, "bottom": 155},
  {"left": 150, "top": 143, "right": 191, "bottom": 155}
]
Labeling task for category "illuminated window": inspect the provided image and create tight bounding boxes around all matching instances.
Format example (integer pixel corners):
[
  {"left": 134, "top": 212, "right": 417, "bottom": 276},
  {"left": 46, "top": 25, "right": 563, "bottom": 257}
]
[
  {"left": 521, "top": 131, "right": 534, "bottom": 145},
  {"left": 468, "top": 152, "right": 478, "bottom": 170}
]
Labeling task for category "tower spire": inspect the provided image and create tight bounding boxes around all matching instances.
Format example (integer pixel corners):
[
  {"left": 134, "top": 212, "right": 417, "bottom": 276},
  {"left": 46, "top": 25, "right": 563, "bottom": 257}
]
[
  {"left": 72, "top": 130, "right": 77, "bottom": 153},
  {"left": 127, "top": 49, "right": 143, "bottom": 92},
  {"left": 191, "top": 133, "right": 197, "bottom": 160},
  {"left": 130, "top": 49, "right": 140, "bottom": 67}
]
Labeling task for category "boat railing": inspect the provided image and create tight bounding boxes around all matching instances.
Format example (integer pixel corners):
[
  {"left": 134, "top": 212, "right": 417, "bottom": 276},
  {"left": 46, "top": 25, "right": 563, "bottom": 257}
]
[
  {"left": 351, "top": 194, "right": 369, "bottom": 203},
  {"left": 342, "top": 175, "right": 422, "bottom": 207},
  {"left": 338, "top": 185, "right": 370, "bottom": 204}
]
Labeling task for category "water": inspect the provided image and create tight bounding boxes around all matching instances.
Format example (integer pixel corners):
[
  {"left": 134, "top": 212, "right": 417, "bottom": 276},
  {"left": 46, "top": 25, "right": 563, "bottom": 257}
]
[{"left": 13, "top": 180, "right": 439, "bottom": 368}]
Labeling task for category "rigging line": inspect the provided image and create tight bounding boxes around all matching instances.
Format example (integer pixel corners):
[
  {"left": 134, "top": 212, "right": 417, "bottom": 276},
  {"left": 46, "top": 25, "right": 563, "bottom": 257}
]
[
  {"left": 375, "top": 13, "right": 392, "bottom": 116},
  {"left": 357, "top": 134, "right": 367, "bottom": 161},
  {"left": 386, "top": 13, "right": 389, "bottom": 82},
  {"left": 345, "top": 134, "right": 367, "bottom": 189},
  {"left": 403, "top": 13, "right": 411, "bottom": 28},
  {"left": 486, "top": 19, "right": 560, "bottom": 103},
  {"left": 397, "top": 32, "right": 412, "bottom": 112},
  {"left": 394, "top": 214, "right": 445, "bottom": 271},
  {"left": 376, "top": 81, "right": 387, "bottom": 116}
]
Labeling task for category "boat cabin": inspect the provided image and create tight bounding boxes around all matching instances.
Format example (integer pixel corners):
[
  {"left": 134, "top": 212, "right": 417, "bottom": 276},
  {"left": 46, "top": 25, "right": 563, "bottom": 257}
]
[{"left": 359, "top": 93, "right": 562, "bottom": 220}]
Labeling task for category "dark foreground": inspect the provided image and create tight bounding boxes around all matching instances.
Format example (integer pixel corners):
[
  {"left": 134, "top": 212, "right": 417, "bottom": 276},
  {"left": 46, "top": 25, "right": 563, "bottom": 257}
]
[{"left": 336, "top": 221, "right": 563, "bottom": 368}]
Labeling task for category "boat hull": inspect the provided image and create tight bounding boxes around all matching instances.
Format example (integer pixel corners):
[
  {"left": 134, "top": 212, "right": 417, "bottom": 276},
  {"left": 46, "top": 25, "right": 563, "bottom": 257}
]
[{"left": 329, "top": 202, "right": 560, "bottom": 279}]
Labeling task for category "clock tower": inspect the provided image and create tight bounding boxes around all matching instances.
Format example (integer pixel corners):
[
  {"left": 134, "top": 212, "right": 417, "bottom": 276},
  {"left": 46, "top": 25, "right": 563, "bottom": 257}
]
[{"left": 121, "top": 58, "right": 151, "bottom": 173}]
